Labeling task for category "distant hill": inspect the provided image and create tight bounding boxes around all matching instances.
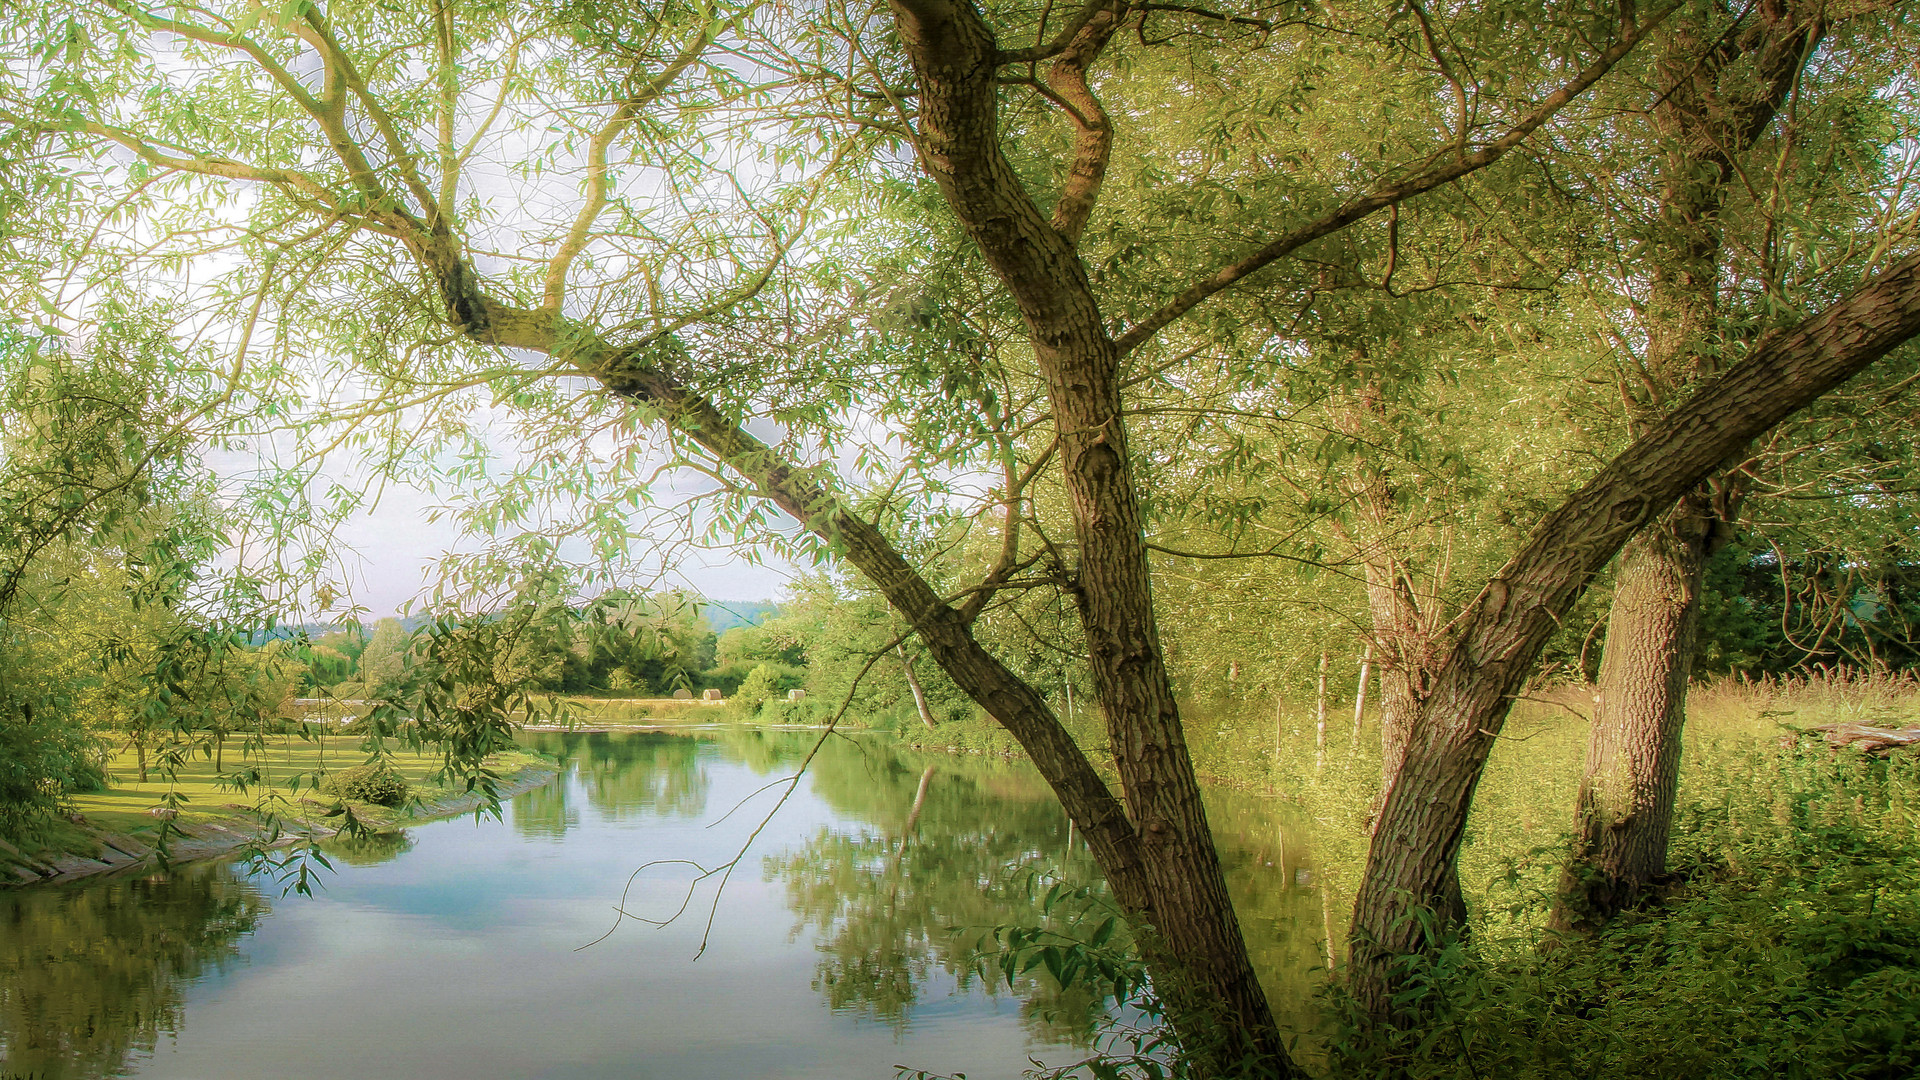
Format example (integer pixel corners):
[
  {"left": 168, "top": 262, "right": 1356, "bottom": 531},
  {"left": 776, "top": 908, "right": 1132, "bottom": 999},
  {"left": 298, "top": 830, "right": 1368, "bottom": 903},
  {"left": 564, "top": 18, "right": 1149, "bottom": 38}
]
[
  {"left": 700, "top": 599, "right": 778, "bottom": 633},
  {"left": 248, "top": 613, "right": 434, "bottom": 645},
  {"left": 250, "top": 602, "right": 773, "bottom": 644}
]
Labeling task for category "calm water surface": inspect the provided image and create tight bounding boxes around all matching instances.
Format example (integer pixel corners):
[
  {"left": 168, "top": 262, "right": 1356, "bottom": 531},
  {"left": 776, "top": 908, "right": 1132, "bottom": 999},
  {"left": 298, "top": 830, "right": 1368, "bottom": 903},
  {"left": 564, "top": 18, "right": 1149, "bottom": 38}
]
[{"left": 1, "top": 728, "right": 1329, "bottom": 1079}]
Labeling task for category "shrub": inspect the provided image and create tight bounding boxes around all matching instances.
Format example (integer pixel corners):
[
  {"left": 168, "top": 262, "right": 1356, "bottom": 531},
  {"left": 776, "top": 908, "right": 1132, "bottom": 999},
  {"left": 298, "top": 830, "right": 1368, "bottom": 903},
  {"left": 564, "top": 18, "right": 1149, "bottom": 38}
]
[
  {"left": 1321, "top": 746, "right": 1920, "bottom": 1079},
  {"left": 0, "top": 697, "right": 105, "bottom": 832},
  {"left": 729, "top": 664, "right": 781, "bottom": 720},
  {"left": 323, "top": 762, "right": 412, "bottom": 807}
]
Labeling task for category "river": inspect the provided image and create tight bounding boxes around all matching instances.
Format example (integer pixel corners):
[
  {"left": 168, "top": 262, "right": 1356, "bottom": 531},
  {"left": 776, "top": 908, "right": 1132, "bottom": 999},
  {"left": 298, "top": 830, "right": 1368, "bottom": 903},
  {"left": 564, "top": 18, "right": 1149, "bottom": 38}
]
[{"left": 0, "top": 727, "right": 1331, "bottom": 1079}]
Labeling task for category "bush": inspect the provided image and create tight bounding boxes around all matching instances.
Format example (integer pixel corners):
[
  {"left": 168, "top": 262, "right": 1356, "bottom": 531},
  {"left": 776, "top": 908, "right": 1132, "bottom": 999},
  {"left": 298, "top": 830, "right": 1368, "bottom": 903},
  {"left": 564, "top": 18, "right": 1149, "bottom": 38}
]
[
  {"left": 729, "top": 664, "right": 781, "bottom": 720},
  {"left": 323, "top": 762, "right": 413, "bottom": 807},
  {"left": 0, "top": 698, "right": 105, "bottom": 832}
]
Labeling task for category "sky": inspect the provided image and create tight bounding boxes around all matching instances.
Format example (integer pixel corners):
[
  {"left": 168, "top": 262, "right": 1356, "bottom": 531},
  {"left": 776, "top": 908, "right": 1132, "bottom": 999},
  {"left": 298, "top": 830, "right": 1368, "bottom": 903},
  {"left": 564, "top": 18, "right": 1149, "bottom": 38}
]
[{"left": 322, "top": 472, "right": 799, "bottom": 619}]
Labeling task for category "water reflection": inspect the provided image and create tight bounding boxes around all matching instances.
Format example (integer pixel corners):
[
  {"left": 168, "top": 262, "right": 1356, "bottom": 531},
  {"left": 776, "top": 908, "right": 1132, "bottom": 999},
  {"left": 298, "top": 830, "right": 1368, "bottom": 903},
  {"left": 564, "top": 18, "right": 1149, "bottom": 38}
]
[
  {"left": 524, "top": 730, "right": 711, "bottom": 829},
  {"left": 0, "top": 863, "right": 266, "bottom": 1080},
  {"left": 318, "top": 829, "right": 417, "bottom": 867},
  {"left": 4, "top": 729, "right": 1337, "bottom": 1080},
  {"left": 768, "top": 746, "right": 1119, "bottom": 1044},
  {"left": 518, "top": 729, "right": 1339, "bottom": 1045},
  {"left": 1204, "top": 790, "right": 1339, "bottom": 1033}
]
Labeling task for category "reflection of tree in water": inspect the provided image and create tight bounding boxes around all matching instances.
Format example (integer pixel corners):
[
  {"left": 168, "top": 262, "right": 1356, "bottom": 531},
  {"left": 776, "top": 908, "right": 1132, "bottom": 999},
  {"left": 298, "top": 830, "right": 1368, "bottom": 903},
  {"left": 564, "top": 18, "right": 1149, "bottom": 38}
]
[
  {"left": 511, "top": 769, "right": 578, "bottom": 840},
  {"left": 707, "top": 725, "right": 816, "bottom": 775},
  {"left": 320, "top": 829, "right": 417, "bottom": 867},
  {"left": 525, "top": 731, "right": 713, "bottom": 824},
  {"left": 0, "top": 863, "right": 266, "bottom": 1080},
  {"left": 767, "top": 742, "right": 1121, "bottom": 1045},
  {"left": 1202, "top": 791, "right": 1340, "bottom": 1036}
]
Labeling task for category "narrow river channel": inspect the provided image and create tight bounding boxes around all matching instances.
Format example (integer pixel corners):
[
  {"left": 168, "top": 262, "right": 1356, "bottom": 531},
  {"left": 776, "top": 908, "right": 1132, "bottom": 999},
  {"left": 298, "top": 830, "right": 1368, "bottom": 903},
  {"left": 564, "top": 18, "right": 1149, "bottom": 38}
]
[{"left": 2, "top": 728, "right": 1333, "bottom": 1080}]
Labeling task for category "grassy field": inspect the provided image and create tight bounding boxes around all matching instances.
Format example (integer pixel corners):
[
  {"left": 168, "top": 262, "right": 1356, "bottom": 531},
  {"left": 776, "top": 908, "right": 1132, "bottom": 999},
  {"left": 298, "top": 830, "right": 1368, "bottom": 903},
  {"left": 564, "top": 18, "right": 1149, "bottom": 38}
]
[
  {"left": 2, "top": 729, "right": 552, "bottom": 880},
  {"left": 540, "top": 696, "right": 732, "bottom": 724},
  {"left": 1186, "top": 668, "right": 1920, "bottom": 907},
  {"left": 82, "top": 736, "right": 547, "bottom": 828}
]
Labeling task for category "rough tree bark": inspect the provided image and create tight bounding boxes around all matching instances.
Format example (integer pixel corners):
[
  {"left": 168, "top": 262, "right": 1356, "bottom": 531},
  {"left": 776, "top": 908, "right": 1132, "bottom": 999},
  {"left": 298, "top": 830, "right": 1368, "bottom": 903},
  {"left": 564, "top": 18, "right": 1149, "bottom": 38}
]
[
  {"left": 1551, "top": 503, "right": 1718, "bottom": 932},
  {"left": 875, "top": 0, "right": 1292, "bottom": 1066},
  {"left": 1347, "top": 246, "right": 1920, "bottom": 1019},
  {"left": 1552, "top": 0, "right": 1823, "bottom": 934}
]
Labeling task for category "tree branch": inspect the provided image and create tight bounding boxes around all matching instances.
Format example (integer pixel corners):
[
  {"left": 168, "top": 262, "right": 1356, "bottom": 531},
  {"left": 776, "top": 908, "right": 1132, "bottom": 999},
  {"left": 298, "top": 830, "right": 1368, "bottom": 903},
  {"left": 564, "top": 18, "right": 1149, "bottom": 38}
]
[{"left": 1113, "top": 1, "right": 1680, "bottom": 357}]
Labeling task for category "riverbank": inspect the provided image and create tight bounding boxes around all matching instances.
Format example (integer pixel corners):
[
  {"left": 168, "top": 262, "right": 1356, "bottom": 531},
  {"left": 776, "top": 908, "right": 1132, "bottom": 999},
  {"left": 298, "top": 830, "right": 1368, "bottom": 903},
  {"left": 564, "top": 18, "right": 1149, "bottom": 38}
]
[{"left": 0, "top": 744, "right": 557, "bottom": 888}]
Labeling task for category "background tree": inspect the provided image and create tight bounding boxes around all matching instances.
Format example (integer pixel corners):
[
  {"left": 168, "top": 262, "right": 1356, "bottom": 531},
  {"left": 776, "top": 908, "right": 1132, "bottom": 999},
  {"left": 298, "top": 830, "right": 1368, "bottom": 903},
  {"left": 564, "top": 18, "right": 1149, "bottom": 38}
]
[{"left": 1551, "top": 0, "right": 1916, "bottom": 933}]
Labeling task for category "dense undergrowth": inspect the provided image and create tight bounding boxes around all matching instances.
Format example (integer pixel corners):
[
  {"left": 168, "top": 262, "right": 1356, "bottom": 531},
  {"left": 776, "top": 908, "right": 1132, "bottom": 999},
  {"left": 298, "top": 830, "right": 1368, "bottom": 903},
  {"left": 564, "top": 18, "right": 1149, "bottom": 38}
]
[
  {"left": 1323, "top": 741, "right": 1920, "bottom": 1079},
  {"left": 1029, "top": 670, "right": 1920, "bottom": 1078}
]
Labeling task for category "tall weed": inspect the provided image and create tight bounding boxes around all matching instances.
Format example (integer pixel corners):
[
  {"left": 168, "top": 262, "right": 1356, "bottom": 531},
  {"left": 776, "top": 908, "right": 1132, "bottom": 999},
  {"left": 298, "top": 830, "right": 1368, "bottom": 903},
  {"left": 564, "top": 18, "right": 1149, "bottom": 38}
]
[{"left": 1325, "top": 746, "right": 1920, "bottom": 1079}]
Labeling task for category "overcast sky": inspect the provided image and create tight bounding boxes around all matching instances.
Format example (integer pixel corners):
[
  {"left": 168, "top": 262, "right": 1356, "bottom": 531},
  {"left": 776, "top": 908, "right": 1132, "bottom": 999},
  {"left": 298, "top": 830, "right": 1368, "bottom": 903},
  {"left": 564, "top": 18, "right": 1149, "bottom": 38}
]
[{"left": 321, "top": 476, "right": 798, "bottom": 618}]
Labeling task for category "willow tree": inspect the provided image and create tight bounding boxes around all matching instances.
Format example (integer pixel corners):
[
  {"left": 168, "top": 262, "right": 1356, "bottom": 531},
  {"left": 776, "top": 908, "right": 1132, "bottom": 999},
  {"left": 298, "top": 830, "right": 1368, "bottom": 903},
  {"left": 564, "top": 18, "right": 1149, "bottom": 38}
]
[
  {"left": 1550, "top": 0, "right": 1916, "bottom": 932},
  {"left": 9, "top": 0, "right": 1920, "bottom": 1067}
]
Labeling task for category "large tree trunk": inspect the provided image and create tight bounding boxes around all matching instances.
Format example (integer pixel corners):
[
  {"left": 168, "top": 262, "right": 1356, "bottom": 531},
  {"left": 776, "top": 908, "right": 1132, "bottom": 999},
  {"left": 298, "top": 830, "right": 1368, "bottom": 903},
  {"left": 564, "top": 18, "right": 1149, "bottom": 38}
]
[
  {"left": 1550, "top": 507, "right": 1711, "bottom": 933},
  {"left": 1346, "top": 247, "right": 1920, "bottom": 1019},
  {"left": 1550, "top": 1, "right": 1820, "bottom": 935},
  {"left": 877, "top": 2, "right": 1291, "bottom": 1069}
]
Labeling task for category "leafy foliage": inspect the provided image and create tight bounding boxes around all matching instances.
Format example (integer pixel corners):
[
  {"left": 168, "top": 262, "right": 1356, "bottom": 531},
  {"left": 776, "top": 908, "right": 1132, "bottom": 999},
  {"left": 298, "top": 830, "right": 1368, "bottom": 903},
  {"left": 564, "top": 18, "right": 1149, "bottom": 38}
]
[
  {"left": 1323, "top": 742, "right": 1920, "bottom": 1079},
  {"left": 322, "top": 762, "right": 413, "bottom": 808}
]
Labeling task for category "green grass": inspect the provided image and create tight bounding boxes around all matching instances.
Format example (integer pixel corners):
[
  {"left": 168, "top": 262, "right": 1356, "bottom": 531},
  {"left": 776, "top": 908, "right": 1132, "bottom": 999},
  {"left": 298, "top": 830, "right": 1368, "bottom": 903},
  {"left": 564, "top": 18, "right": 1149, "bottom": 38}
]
[
  {"left": 547, "top": 696, "right": 730, "bottom": 724},
  {"left": 1167, "top": 669, "right": 1920, "bottom": 1078},
  {"left": 2, "top": 730, "right": 551, "bottom": 873}
]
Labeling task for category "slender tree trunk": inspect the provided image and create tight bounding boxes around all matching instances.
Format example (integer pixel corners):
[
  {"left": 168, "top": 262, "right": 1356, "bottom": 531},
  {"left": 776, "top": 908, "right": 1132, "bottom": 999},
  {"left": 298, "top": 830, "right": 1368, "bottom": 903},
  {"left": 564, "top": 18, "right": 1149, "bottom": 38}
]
[
  {"left": 898, "top": 647, "right": 938, "bottom": 729},
  {"left": 1351, "top": 645, "right": 1372, "bottom": 747},
  {"left": 1315, "top": 651, "right": 1328, "bottom": 755}
]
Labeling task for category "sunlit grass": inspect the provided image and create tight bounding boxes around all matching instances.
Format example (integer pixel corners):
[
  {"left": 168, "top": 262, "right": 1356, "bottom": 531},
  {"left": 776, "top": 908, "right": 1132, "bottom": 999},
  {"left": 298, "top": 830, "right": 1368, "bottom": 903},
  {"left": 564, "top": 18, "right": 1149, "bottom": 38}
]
[
  {"left": 67, "top": 731, "right": 548, "bottom": 836},
  {"left": 1185, "top": 670, "right": 1920, "bottom": 951}
]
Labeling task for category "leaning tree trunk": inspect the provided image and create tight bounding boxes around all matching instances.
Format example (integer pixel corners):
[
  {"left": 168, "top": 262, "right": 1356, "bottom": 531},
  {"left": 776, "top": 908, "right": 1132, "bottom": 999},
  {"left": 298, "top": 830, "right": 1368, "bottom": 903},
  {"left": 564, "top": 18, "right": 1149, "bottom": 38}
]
[
  {"left": 1346, "top": 246, "right": 1920, "bottom": 1020},
  {"left": 1550, "top": 0, "right": 1819, "bottom": 935},
  {"left": 1550, "top": 509, "right": 1711, "bottom": 932}
]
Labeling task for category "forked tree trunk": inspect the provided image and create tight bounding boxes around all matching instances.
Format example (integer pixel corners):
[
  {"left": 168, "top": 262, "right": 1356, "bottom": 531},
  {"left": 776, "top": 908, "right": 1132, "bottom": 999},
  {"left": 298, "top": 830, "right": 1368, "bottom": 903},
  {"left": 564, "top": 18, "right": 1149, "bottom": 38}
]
[{"left": 1347, "top": 247, "right": 1920, "bottom": 1019}]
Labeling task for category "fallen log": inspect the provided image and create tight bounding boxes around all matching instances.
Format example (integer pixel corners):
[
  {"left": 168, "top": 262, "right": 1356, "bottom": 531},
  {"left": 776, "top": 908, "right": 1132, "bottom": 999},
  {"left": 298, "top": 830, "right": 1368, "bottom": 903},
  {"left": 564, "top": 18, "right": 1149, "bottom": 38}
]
[{"left": 1806, "top": 723, "right": 1920, "bottom": 755}]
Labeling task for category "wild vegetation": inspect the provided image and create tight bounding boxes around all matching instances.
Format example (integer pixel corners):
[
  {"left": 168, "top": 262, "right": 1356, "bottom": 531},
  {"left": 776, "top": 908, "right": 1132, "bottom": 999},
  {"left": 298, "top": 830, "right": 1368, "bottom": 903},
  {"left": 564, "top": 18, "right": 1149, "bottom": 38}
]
[{"left": 0, "top": 0, "right": 1918, "bottom": 1075}]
